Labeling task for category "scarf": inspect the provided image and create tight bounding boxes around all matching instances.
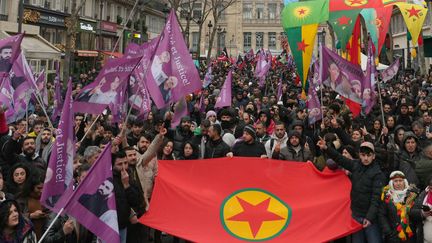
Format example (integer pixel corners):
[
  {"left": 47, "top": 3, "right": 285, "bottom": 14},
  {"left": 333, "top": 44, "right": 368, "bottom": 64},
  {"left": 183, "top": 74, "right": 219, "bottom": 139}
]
[{"left": 425, "top": 186, "right": 432, "bottom": 206}]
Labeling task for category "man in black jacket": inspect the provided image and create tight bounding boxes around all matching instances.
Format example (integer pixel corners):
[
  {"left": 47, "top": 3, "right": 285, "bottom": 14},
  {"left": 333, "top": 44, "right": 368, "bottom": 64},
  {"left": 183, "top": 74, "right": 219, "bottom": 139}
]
[
  {"left": 204, "top": 123, "right": 230, "bottom": 159},
  {"left": 112, "top": 150, "right": 144, "bottom": 242},
  {"left": 230, "top": 125, "right": 266, "bottom": 158},
  {"left": 317, "top": 140, "right": 384, "bottom": 243}
]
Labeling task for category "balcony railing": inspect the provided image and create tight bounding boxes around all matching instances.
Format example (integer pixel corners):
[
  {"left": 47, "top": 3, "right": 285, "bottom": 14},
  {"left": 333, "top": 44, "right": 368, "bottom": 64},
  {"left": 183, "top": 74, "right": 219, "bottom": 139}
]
[{"left": 0, "top": 14, "right": 8, "bottom": 21}]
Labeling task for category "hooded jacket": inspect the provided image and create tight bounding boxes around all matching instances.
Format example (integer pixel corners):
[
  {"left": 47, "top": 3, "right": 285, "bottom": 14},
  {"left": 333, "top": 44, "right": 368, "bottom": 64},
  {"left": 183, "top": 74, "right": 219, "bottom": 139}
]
[
  {"left": 273, "top": 131, "right": 313, "bottom": 162},
  {"left": 264, "top": 132, "right": 288, "bottom": 158},
  {"left": 398, "top": 132, "right": 422, "bottom": 168}
]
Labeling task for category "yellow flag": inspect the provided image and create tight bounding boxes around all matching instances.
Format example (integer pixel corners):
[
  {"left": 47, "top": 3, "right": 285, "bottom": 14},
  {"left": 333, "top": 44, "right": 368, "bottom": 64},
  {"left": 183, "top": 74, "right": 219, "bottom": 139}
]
[{"left": 396, "top": 2, "right": 428, "bottom": 46}]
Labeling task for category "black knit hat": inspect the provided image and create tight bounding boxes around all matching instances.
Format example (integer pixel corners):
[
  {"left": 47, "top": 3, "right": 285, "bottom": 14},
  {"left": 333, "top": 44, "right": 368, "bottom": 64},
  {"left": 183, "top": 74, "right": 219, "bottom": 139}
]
[{"left": 243, "top": 125, "right": 257, "bottom": 140}]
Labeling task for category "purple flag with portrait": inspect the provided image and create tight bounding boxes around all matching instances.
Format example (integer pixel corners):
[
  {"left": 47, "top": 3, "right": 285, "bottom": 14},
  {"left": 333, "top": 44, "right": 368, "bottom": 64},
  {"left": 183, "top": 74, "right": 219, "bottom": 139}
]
[
  {"left": 203, "top": 65, "right": 213, "bottom": 88},
  {"left": 125, "top": 38, "right": 159, "bottom": 59},
  {"left": 59, "top": 143, "right": 120, "bottom": 243},
  {"left": 363, "top": 39, "right": 376, "bottom": 115},
  {"left": 307, "top": 80, "right": 322, "bottom": 125},
  {"left": 73, "top": 57, "right": 141, "bottom": 121},
  {"left": 41, "top": 79, "right": 74, "bottom": 212},
  {"left": 321, "top": 46, "right": 364, "bottom": 104},
  {"left": 0, "top": 78, "right": 16, "bottom": 123},
  {"left": 171, "top": 97, "right": 188, "bottom": 128},
  {"left": 277, "top": 78, "right": 283, "bottom": 102},
  {"left": 381, "top": 58, "right": 400, "bottom": 83},
  {"left": 125, "top": 43, "right": 141, "bottom": 57},
  {"left": 0, "top": 34, "right": 24, "bottom": 79},
  {"left": 10, "top": 52, "right": 36, "bottom": 121},
  {"left": 145, "top": 10, "right": 201, "bottom": 108},
  {"left": 255, "top": 50, "right": 270, "bottom": 87},
  {"left": 34, "top": 69, "right": 48, "bottom": 106},
  {"left": 215, "top": 70, "right": 232, "bottom": 109},
  {"left": 51, "top": 61, "right": 63, "bottom": 120}
]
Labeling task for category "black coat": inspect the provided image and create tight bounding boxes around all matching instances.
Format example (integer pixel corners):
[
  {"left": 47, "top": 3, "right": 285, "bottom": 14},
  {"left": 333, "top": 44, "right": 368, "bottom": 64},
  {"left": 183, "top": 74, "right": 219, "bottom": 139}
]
[
  {"left": 232, "top": 140, "right": 266, "bottom": 157},
  {"left": 325, "top": 146, "right": 385, "bottom": 222},
  {"left": 378, "top": 188, "right": 418, "bottom": 243},
  {"left": 409, "top": 190, "right": 428, "bottom": 243},
  {"left": 113, "top": 169, "right": 143, "bottom": 230},
  {"left": 204, "top": 138, "right": 230, "bottom": 159}
]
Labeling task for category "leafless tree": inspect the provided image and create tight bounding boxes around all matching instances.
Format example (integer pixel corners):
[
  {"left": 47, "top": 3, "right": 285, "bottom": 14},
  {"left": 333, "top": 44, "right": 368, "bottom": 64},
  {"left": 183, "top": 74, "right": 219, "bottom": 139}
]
[
  {"left": 206, "top": 0, "right": 236, "bottom": 65},
  {"left": 63, "top": 0, "right": 87, "bottom": 84}
]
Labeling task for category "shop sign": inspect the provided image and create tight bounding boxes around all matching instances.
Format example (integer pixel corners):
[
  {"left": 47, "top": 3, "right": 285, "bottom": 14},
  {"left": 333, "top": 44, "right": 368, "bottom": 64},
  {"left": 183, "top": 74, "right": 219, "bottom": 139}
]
[
  {"left": 101, "top": 21, "right": 117, "bottom": 32},
  {"left": 79, "top": 21, "right": 96, "bottom": 32}
]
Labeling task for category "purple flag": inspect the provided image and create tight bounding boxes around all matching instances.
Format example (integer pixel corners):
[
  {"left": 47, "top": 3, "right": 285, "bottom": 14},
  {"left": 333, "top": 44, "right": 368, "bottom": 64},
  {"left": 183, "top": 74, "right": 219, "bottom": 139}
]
[
  {"left": 277, "top": 78, "right": 283, "bottom": 102},
  {"left": 51, "top": 61, "right": 63, "bottom": 120},
  {"left": 125, "top": 38, "right": 159, "bottom": 59},
  {"left": 171, "top": 97, "right": 188, "bottom": 128},
  {"left": 381, "top": 58, "right": 400, "bottom": 83},
  {"left": 0, "top": 78, "right": 16, "bottom": 123},
  {"left": 307, "top": 80, "right": 322, "bottom": 125},
  {"left": 145, "top": 10, "right": 201, "bottom": 108},
  {"left": 203, "top": 65, "right": 213, "bottom": 88},
  {"left": 363, "top": 39, "right": 376, "bottom": 114},
  {"left": 73, "top": 57, "right": 141, "bottom": 121},
  {"left": 9, "top": 52, "right": 36, "bottom": 121},
  {"left": 59, "top": 144, "right": 120, "bottom": 243},
  {"left": 245, "top": 49, "right": 255, "bottom": 62},
  {"left": 0, "top": 34, "right": 24, "bottom": 78},
  {"left": 34, "top": 69, "right": 48, "bottom": 106},
  {"left": 124, "top": 43, "right": 140, "bottom": 57},
  {"left": 41, "top": 79, "right": 74, "bottom": 211},
  {"left": 312, "top": 60, "right": 321, "bottom": 86},
  {"left": 215, "top": 70, "right": 232, "bottom": 109},
  {"left": 321, "top": 46, "right": 363, "bottom": 104}
]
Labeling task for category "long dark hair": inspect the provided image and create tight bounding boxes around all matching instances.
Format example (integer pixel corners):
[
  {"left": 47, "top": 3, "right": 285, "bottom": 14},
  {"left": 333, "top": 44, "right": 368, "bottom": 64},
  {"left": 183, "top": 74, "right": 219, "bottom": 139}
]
[
  {"left": 157, "top": 138, "right": 174, "bottom": 160},
  {"left": 0, "top": 200, "right": 23, "bottom": 233},
  {"left": 179, "top": 141, "right": 199, "bottom": 160}
]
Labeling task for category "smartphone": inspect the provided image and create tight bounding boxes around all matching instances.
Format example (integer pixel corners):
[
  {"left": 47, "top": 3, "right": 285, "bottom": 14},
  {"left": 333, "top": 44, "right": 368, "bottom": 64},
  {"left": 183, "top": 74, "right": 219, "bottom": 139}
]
[{"left": 422, "top": 205, "right": 431, "bottom": 212}]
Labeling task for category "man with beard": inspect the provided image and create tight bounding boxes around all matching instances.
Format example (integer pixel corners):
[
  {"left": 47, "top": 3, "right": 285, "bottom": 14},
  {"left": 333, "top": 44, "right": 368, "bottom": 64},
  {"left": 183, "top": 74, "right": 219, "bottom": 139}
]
[
  {"left": 192, "top": 119, "right": 211, "bottom": 158},
  {"left": 229, "top": 125, "right": 266, "bottom": 157},
  {"left": 35, "top": 128, "right": 53, "bottom": 164},
  {"left": 0, "top": 45, "right": 13, "bottom": 72},
  {"left": 127, "top": 120, "right": 144, "bottom": 147},
  {"left": 204, "top": 123, "right": 231, "bottom": 159},
  {"left": 396, "top": 103, "right": 413, "bottom": 127},
  {"left": 169, "top": 116, "right": 194, "bottom": 156},
  {"left": 124, "top": 146, "right": 147, "bottom": 243},
  {"left": 264, "top": 122, "right": 288, "bottom": 158}
]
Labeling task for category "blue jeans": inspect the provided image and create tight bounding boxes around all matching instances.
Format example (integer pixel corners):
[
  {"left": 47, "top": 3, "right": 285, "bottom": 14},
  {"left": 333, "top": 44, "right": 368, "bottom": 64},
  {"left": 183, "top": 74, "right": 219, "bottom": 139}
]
[
  {"left": 119, "top": 228, "right": 127, "bottom": 243},
  {"left": 352, "top": 216, "right": 382, "bottom": 243}
]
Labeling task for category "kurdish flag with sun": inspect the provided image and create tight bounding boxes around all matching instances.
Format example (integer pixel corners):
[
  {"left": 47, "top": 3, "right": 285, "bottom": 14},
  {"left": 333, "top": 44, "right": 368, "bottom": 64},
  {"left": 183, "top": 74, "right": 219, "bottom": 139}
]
[{"left": 281, "top": 0, "right": 328, "bottom": 97}]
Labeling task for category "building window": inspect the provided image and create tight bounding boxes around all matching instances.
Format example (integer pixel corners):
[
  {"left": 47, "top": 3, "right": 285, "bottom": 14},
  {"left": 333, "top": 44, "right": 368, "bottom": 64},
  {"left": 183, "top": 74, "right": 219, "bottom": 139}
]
[
  {"left": 217, "top": 4, "right": 225, "bottom": 20},
  {"left": 256, "top": 3, "right": 264, "bottom": 19},
  {"left": 243, "top": 32, "right": 252, "bottom": 50},
  {"left": 0, "top": 0, "right": 8, "bottom": 15},
  {"left": 192, "top": 32, "right": 199, "bottom": 52},
  {"left": 243, "top": 3, "right": 252, "bottom": 19},
  {"left": 268, "top": 3, "right": 277, "bottom": 20},
  {"left": 268, "top": 32, "right": 276, "bottom": 49},
  {"left": 193, "top": 3, "right": 202, "bottom": 19},
  {"left": 256, "top": 32, "right": 264, "bottom": 49}
]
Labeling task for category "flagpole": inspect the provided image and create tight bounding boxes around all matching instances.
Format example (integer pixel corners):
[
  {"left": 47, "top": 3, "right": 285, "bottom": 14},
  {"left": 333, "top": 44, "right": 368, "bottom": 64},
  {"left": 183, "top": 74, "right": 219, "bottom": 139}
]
[
  {"left": 376, "top": 79, "right": 386, "bottom": 126},
  {"left": 319, "top": 42, "right": 324, "bottom": 121},
  {"left": 110, "top": 0, "right": 140, "bottom": 56},
  {"left": 25, "top": 93, "right": 29, "bottom": 133},
  {"left": 38, "top": 208, "right": 64, "bottom": 243},
  {"left": 32, "top": 87, "right": 54, "bottom": 129},
  {"left": 79, "top": 114, "right": 102, "bottom": 144}
]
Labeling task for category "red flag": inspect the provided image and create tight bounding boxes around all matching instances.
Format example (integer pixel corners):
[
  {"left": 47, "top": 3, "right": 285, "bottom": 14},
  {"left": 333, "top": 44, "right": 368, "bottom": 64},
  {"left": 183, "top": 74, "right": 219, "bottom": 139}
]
[
  {"left": 330, "top": 0, "right": 383, "bottom": 11},
  {"left": 139, "top": 158, "right": 361, "bottom": 242},
  {"left": 345, "top": 17, "right": 362, "bottom": 117},
  {"left": 376, "top": 7, "right": 393, "bottom": 55}
]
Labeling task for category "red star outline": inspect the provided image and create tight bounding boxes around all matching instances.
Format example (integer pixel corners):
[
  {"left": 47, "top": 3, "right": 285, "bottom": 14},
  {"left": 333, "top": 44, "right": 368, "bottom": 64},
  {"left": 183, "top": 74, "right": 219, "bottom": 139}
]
[
  {"left": 338, "top": 15, "right": 351, "bottom": 25},
  {"left": 297, "top": 40, "right": 309, "bottom": 53},
  {"left": 298, "top": 8, "right": 306, "bottom": 15},
  {"left": 227, "top": 197, "right": 285, "bottom": 238},
  {"left": 406, "top": 6, "right": 421, "bottom": 18}
]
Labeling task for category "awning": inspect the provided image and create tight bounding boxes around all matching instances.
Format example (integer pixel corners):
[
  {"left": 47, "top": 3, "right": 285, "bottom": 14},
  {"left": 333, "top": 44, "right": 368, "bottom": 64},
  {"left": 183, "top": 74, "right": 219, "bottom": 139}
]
[
  {"left": 100, "top": 51, "right": 123, "bottom": 58},
  {"left": 361, "top": 53, "right": 389, "bottom": 71},
  {"left": 0, "top": 31, "right": 61, "bottom": 59},
  {"left": 76, "top": 50, "right": 98, "bottom": 57}
]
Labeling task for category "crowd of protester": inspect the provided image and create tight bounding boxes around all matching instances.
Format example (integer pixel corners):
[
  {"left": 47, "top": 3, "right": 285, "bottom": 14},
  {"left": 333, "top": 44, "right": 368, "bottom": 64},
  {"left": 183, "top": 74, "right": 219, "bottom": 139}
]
[{"left": 0, "top": 50, "right": 431, "bottom": 243}]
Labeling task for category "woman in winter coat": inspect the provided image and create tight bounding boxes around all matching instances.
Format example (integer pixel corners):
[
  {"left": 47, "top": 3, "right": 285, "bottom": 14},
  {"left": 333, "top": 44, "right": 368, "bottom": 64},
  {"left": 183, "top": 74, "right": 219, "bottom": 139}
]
[
  {"left": 177, "top": 141, "right": 199, "bottom": 160},
  {"left": 379, "top": 171, "right": 418, "bottom": 243},
  {"left": 0, "top": 199, "right": 37, "bottom": 243},
  {"left": 410, "top": 176, "right": 432, "bottom": 243}
]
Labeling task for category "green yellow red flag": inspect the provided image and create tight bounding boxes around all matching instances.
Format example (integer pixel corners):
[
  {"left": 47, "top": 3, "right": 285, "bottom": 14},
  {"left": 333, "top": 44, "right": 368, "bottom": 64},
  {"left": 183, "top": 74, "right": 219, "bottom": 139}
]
[
  {"left": 328, "top": 10, "right": 361, "bottom": 51},
  {"left": 395, "top": 2, "right": 428, "bottom": 46},
  {"left": 330, "top": 0, "right": 383, "bottom": 11},
  {"left": 139, "top": 158, "right": 361, "bottom": 242},
  {"left": 281, "top": 0, "right": 329, "bottom": 29},
  {"left": 285, "top": 24, "right": 318, "bottom": 95}
]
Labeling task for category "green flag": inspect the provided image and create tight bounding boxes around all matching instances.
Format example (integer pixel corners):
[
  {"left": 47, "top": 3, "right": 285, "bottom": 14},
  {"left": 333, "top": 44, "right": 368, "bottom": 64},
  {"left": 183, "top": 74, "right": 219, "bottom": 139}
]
[
  {"left": 328, "top": 10, "right": 361, "bottom": 51},
  {"left": 281, "top": 0, "right": 329, "bottom": 29}
]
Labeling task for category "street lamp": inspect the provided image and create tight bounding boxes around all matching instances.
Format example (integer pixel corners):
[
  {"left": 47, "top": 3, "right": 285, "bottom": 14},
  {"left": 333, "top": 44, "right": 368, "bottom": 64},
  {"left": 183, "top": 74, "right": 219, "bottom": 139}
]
[
  {"left": 256, "top": 33, "right": 262, "bottom": 49},
  {"left": 229, "top": 34, "right": 235, "bottom": 57},
  {"left": 99, "top": 0, "right": 104, "bottom": 50},
  {"left": 217, "top": 26, "right": 226, "bottom": 55}
]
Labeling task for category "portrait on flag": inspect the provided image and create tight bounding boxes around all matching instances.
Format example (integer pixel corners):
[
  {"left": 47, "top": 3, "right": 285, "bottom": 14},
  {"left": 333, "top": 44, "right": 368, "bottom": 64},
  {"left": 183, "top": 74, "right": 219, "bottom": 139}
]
[
  {"left": 73, "top": 57, "right": 141, "bottom": 118},
  {"left": 321, "top": 46, "right": 364, "bottom": 103},
  {"left": 145, "top": 10, "right": 201, "bottom": 108},
  {"left": 0, "top": 34, "right": 23, "bottom": 74}
]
